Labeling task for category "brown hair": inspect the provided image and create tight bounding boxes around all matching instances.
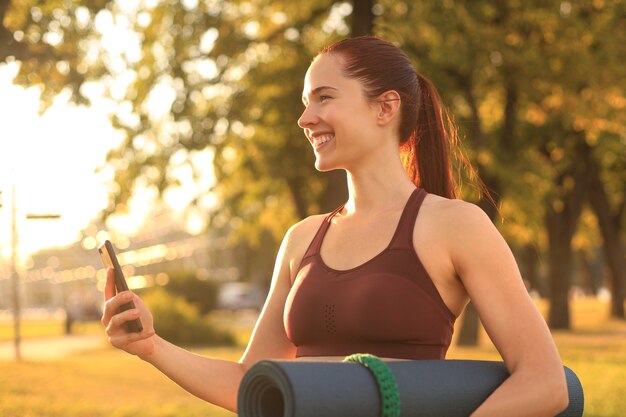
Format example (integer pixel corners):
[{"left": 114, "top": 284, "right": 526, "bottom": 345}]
[{"left": 319, "top": 36, "right": 469, "bottom": 199}]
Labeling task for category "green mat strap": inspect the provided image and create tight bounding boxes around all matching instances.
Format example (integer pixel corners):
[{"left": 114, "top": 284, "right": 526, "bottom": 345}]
[{"left": 343, "top": 353, "right": 401, "bottom": 417}]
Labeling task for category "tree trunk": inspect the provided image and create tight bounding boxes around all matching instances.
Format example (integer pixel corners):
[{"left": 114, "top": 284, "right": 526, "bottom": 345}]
[
  {"left": 287, "top": 178, "right": 310, "bottom": 219},
  {"left": 457, "top": 302, "right": 480, "bottom": 346},
  {"left": 319, "top": 168, "right": 349, "bottom": 214},
  {"left": 546, "top": 209, "right": 575, "bottom": 329},
  {"left": 546, "top": 137, "right": 590, "bottom": 329},
  {"left": 576, "top": 249, "right": 598, "bottom": 296},
  {"left": 587, "top": 155, "right": 626, "bottom": 319},
  {"left": 350, "top": 0, "right": 374, "bottom": 37}
]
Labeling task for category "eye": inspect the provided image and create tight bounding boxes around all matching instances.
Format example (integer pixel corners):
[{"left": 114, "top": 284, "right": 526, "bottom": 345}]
[{"left": 319, "top": 95, "right": 333, "bottom": 102}]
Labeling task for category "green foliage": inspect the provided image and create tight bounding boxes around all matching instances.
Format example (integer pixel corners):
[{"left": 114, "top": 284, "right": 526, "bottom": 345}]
[
  {"left": 0, "top": 0, "right": 111, "bottom": 111},
  {"left": 383, "top": 1, "right": 625, "bottom": 246},
  {"left": 163, "top": 270, "right": 219, "bottom": 315},
  {"left": 95, "top": 0, "right": 346, "bottom": 247},
  {"left": 142, "top": 287, "right": 235, "bottom": 346},
  {"left": 2, "top": 0, "right": 625, "bottom": 306}
]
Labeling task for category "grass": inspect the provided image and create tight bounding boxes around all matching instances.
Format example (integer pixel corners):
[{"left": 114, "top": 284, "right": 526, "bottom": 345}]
[
  {"left": 0, "top": 347, "right": 240, "bottom": 417},
  {"left": 0, "top": 319, "right": 102, "bottom": 342},
  {"left": 0, "top": 299, "right": 624, "bottom": 416}
]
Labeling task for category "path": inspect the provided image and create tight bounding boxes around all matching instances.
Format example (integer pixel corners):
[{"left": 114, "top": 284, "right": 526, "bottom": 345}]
[{"left": 0, "top": 334, "right": 106, "bottom": 361}]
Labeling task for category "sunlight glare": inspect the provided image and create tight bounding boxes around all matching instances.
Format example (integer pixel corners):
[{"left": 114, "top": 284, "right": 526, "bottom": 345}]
[{"left": 0, "top": 63, "right": 121, "bottom": 259}]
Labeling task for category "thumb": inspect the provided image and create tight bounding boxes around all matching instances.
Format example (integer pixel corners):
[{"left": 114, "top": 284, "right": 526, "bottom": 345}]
[{"left": 104, "top": 268, "right": 116, "bottom": 300}]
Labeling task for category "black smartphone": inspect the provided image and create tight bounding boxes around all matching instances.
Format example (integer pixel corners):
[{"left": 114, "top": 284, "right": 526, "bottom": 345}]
[{"left": 97, "top": 239, "right": 143, "bottom": 333}]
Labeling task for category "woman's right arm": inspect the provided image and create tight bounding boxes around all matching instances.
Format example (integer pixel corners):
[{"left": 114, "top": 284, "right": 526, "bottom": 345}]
[{"left": 101, "top": 221, "right": 311, "bottom": 412}]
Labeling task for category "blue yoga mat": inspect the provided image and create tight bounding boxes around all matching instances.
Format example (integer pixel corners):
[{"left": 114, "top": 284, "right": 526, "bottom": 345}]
[{"left": 238, "top": 359, "right": 583, "bottom": 417}]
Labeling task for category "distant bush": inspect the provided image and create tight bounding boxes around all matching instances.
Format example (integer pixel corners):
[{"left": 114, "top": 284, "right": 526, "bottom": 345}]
[
  {"left": 165, "top": 270, "right": 220, "bottom": 315},
  {"left": 142, "top": 288, "right": 235, "bottom": 346}
]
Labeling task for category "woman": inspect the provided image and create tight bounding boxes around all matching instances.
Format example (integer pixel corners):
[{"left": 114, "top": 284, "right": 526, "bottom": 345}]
[{"left": 102, "top": 36, "right": 569, "bottom": 416}]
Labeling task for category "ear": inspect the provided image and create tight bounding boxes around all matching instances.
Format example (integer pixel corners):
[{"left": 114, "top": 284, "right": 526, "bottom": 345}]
[{"left": 375, "top": 90, "right": 401, "bottom": 127}]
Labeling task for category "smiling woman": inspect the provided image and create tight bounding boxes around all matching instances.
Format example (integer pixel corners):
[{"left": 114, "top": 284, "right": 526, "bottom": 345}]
[{"left": 100, "top": 35, "right": 570, "bottom": 417}]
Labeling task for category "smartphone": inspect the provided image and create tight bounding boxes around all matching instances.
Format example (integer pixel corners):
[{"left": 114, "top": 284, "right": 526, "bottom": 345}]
[{"left": 97, "top": 239, "right": 143, "bottom": 333}]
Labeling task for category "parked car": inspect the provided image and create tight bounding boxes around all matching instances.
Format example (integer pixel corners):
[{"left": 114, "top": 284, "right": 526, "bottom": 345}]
[{"left": 217, "top": 282, "right": 264, "bottom": 311}]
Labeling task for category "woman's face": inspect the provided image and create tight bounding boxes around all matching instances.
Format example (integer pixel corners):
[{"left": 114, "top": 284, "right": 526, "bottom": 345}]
[{"left": 298, "top": 53, "right": 382, "bottom": 172}]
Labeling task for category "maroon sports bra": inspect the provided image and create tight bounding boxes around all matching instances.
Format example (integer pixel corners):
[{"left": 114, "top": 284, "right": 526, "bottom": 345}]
[{"left": 284, "top": 188, "right": 456, "bottom": 360}]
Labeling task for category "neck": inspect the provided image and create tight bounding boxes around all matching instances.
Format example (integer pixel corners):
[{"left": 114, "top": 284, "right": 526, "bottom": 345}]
[{"left": 342, "top": 153, "right": 416, "bottom": 215}]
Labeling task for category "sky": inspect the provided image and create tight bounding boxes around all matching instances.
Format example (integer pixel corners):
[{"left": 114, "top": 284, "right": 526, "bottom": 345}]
[
  {"left": 0, "top": 62, "right": 124, "bottom": 260},
  {"left": 0, "top": 61, "right": 215, "bottom": 269},
  {"left": 0, "top": 0, "right": 227, "bottom": 267}
]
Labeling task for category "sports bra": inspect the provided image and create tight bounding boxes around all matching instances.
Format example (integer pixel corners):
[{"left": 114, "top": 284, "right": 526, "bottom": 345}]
[{"left": 284, "top": 188, "right": 456, "bottom": 360}]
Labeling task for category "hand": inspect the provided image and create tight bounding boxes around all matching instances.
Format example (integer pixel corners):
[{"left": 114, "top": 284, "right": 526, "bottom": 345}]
[{"left": 101, "top": 268, "right": 156, "bottom": 358}]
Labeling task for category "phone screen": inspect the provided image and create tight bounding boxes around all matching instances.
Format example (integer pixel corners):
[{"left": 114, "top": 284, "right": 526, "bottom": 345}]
[{"left": 98, "top": 240, "right": 143, "bottom": 333}]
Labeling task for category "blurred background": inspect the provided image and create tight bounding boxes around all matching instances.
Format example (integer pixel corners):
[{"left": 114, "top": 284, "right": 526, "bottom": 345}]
[{"left": 0, "top": 1, "right": 624, "bottom": 416}]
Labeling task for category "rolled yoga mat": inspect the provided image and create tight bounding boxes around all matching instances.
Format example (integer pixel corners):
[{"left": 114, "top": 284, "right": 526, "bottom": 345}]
[{"left": 238, "top": 359, "right": 584, "bottom": 417}]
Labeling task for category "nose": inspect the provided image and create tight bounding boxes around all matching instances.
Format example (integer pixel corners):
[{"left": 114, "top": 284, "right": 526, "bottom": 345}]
[{"left": 297, "top": 104, "right": 318, "bottom": 129}]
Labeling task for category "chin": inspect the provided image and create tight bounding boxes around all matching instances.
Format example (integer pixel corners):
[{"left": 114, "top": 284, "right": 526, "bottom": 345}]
[{"left": 314, "top": 158, "right": 339, "bottom": 172}]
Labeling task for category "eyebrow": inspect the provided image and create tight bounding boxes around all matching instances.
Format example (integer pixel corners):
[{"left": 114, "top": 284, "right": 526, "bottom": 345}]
[{"left": 302, "top": 85, "right": 338, "bottom": 104}]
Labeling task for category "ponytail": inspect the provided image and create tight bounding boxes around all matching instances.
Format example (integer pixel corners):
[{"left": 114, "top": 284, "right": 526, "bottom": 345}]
[
  {"left": 400, "top": 73, "right": 457, "bottom": 199},
  {"left": 401, "top": 73, "right": 494, "bottom": 208}
]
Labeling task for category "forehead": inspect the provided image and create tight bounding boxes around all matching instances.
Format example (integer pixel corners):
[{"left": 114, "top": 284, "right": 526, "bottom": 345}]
[{"left": 302, "top": 54, "right": 347, "bottom": 95}]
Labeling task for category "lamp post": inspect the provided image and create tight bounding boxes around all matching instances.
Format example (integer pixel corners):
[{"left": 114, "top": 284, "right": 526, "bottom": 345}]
[{"left": 9, "top": 183, "right": 60, "bottom": 361}]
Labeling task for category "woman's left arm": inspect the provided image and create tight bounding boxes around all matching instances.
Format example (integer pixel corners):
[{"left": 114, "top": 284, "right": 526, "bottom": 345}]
[{"left": 446, "top": 202, "right": 569, "bottom": 417}]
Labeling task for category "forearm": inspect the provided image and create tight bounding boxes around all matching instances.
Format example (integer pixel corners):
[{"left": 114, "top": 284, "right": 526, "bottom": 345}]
[
  {"left": 142, "top": 335, "right": 245, "bottom": 412},
  {"left": 470, "top": 368, "right": 568, "bottom": 417}
]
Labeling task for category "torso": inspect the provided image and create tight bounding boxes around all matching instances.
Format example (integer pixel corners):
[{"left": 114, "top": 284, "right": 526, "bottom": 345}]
[
  {"left": 284, "top": 188, "right": 468, "bottom": 360},
  {"left": 288, "top": 191, "right": 468, "bottom": 318}
]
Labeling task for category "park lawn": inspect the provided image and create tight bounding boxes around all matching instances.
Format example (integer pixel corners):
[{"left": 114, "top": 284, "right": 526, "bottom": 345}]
[
  {"left": 0, "top": 298, "right": 624, "bottom": 417},
  {"left": 0, "top": 319, "right": 101, "bottom": 342},
  {"left": 0, "top": 346, "right": 241, "bottom": 417}
]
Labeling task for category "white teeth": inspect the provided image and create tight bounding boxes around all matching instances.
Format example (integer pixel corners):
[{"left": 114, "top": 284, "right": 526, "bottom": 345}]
[{"left": 313, "top": 134, "right": 335, "bottom": 147}]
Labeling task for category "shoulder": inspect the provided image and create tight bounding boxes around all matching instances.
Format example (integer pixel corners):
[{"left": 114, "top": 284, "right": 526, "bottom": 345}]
[
  {"left": 421, "top": 194, "right": 493, "bottom": 232},
  {"left": 423, "top": 196, "right": 512, "bottom": 274},
  {"left": 283, "top": 213, "right": 327, "bottom": 248},
  {"left": 279, "top": 213, "right": 328, "bottom": 281},
  {"left": 419, "top": 195, "right": 501, "bottom": 258}
]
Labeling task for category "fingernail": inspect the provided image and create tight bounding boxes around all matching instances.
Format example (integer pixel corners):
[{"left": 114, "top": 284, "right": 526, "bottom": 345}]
[{"left": 124, "top": 292, "right": 133, "bottom": 301}]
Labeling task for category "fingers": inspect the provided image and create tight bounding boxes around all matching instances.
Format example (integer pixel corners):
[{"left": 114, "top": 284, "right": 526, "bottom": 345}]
[
  {"left": 103, "top": 303, "right": 154, "bottom": 341},
  {"left": 101, "top": 290, "right": 134, "bottom": 327},
  {"left": 107, "top": 305, "right": 141, "bottom": 330},
  {"left": 104, "top": 268, "right": 116, "bottom": 300},
  {"left": 107, "top": 322, "right": 155, "bottom": 347}
]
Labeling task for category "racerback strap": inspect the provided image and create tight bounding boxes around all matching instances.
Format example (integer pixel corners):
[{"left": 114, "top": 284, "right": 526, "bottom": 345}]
[{"left": 388, "top": 188, "right": 427, "bottom": 250}]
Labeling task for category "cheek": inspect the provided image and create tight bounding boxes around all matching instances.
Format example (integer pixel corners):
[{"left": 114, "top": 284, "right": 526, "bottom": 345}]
[
  {"left": 324, "top": 101, "right": 377, "bottom": 142},
  {"left": 342, "top": 112, "right": 378, "bottom": 140}
]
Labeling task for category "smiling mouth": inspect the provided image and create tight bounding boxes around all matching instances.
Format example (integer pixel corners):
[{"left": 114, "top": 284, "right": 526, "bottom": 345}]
[{"left": 312, "top": 134, "right": 335, "bottom": 149}]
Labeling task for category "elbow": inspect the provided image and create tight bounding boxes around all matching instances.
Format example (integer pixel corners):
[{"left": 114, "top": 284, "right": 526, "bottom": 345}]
[
  {"left": 547, "top": 369, "right": 570, "bottom": 415},
  {"left": 516, "top": 364, "right": 570, "bottom": 416}
]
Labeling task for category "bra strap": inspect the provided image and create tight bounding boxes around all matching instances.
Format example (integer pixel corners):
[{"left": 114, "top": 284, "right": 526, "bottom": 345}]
[
  {"left": 389, "top": 188, "right": 427, "bottom": 249},
  {"left": 300, "top": 204, "right": 345, "bottom": 259}
]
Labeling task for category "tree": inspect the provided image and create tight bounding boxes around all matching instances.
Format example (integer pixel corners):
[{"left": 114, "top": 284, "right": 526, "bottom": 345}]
[
  {"left": 586, "top": 141, "right": 626, "bottom": 318},
  {"left": 4, "top": 0, "right": 624, "bottom": 331},
  {"left": 96, "top": 0, "right": 360, "bottom": 248},
  {"left": 523, "top": 1, "right": 626, "bottom": 326},
  {"left": 0, "top": 0, "right": 111, "bottom": 110},
  {"left": 385, "top": 0, "right": 626, "bottom": 332}
]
